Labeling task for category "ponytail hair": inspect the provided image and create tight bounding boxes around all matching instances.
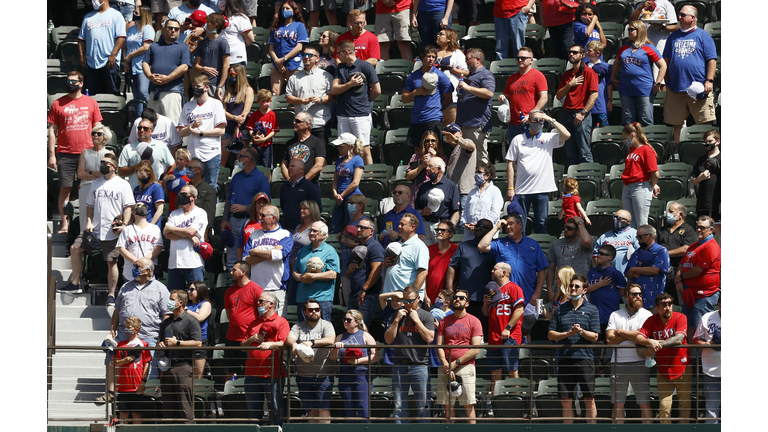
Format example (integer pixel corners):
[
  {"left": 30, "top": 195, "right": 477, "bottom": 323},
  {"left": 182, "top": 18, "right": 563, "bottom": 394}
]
[
  {"left": 623, "top": 122, "right": 656, "bottom": 156},
  {"left": 348, "top": 309, "right": 367, "bottom": 332}
]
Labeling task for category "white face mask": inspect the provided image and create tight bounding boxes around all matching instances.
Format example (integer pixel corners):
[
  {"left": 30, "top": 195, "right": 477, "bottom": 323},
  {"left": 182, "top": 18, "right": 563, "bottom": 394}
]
[{"left": 92, "top": 0, "right": 104, "bottom": 10}]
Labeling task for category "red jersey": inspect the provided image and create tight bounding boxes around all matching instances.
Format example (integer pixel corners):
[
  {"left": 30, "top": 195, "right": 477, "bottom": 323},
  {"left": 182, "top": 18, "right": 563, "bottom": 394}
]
[
  {"left": 622, "top": 145, "right": 658, "bottom": 185},
  {"left": 166, "top": 170, "right": 190, "bottom": 212},
  {"left": 225, "top": 280, "right": 264, "bottom": 341},
  {"left": 375, "top": 0, "right": 412, "bottom": 13},
  {"left": 437, "top": 312, "right": 484, "bottom": 365},
  {"left": 504, "top": 68, "right": 548, "bottom": 125},
  {"left": 47, "top": 94, "right": 103, "bottom": 154},
  {"left": 561, "top": 194, "right": 581, "bottom": 222},
  {"left": 680, "top": 237, "right": 721, "bottom": 298},
  {"left": 244, "top": 312, "right": 291, "bottom": 377},
  {"left": 426, "top": 242, "right": 458, "bottom": 303},
  {"left": 488, "top": 281, "right": 525, "bottom": 345},
  {"left": 542, "top": 0, "right": 577, "bottom": 27},
  {"left": 116, "top": 339, "right": 151, "bottom": 393},
  {"left": 494, "top": 0, "right": 529, "bottom": 19},
  {"left": 240, "top": 219, "right": 263, "bottom": 250},
  {"left": 639, "top": 312, "right": 688, "bottom": 379},
  {"left": 558, "top": 65, "right": 598, "bottom": 110},
  {"left": 335, "top": 31, "right": 381, "bottom": 61},
  {"left": 245, "top": 109, "right": 279, "bottom": 148}
]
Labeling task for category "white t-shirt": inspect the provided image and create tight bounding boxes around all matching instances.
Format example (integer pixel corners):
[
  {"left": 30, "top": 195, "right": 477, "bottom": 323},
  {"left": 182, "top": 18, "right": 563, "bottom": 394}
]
[
  {"left": 118, "top": 139, "right": 175, "bottom": 190},
  {"left": 635, "top": 0, "right": 678, "bottom": 55},
  {"left": 505, "top": 131, "right": 564, "bottom": 195},
  {"left": 128, "top": 114, "right": 182, "bottom": 151},
  {"left": 607, "top": 307, "right": 653, "bottom": 364},
  {"left": 220, "top": 13, "right": 251, "bottom": 64},
  {"left": 166, "top": 206, "right": 208, "bottom": 269},
  {"left": 86, "top": 176, "right": 136, "bottom": 241},
  {"left": 178, "top": 97, "right": 227, "bottom": 162},
  {"left": 694, "top": 310, "right": 721, "bottom": 377},
  {"left": 116, "top": 223, "right": 163, "bottom": 281}
]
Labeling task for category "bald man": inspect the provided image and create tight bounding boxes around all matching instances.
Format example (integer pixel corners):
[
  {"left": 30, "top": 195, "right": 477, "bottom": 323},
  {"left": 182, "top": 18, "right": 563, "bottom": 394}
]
[{"left": 592, "top": 210, "right": 640, "bottom": 275}]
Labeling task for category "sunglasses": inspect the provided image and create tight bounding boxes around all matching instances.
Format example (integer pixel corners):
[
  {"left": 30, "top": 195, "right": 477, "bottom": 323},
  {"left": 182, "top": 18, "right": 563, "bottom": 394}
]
[
  {"left": 91, "top": 132, "right": 104, "bottom": 137},
  {"left": 628, "top": 292, "right": 643, "bottom": 297},
  {"left": 569, "top": 283, "right": 584, "bottom": 289},
  {"left": 658, "top": 301, "right": 674, "bottom": 307},
  {"left": 454, "top": 295, "right": 467, "bottom": 301},
  {"left": 320, "top": 34, "right": 329, "bottom": 38},
  {"left": 305, "top": 307, "right": 321, "bottom": 312},
  {"left": 435, "top": 228, "right": 450, "bottom": 233},
  {"left": 678, "top": 13, "right": 691, "bottom": 18},
  {"left": 179, "top": 192, "right": 193, "bottom": 197},
  {"left": 301, "top": 53, "right": 316, "bottom": 58},
  {"left": 598, "top": 251, "right": 612, "bottom": 257},
  {"left": 568, "top": 50, "right": 584, "bottom": 55},
  {"left": 628, "top": 27, "right": 637, "bottom": 32},
  {"left": 229, "top": 72, "right": 237, "bottom": 78},
  {"left": 293, "top": 119, "right": 305, "bottom": 124},
  {"left": 564, "top": 225, "right": 576, "bottom": 231},
  {"left": 257, "top": 299, "right": 271, "bottom": 304},
  {"left": 187, "top": 287, "right": 197, "bottom": 292},
  {"left": 237, "top": 154, "right": 250, "bottom": 159},
  {"left": 516, "top": 56, "right": 532, "bottom": 61},
  {"left": 403, "top": 299, "right": 417, "bottom": 304},
  {"left": 358, "top": 225, "right": 373, "bottom": 230},
  {"left": 133, "top": 264, "right": 144, "bottom": 269},
  {"left": 695, "top": 225, "right": 710, "bottom": 231},
  {"left": 343, "top": 318, "right": 355, "bottom": 323},
  {"left": 137, "top": 126, "right": 152, "bottom": 131},
  {"left": 258, "top": 213, "right": 273, "bottom": 219},
  {"left": 424, "top": 139, "right": 437, "bottom": 143},
  {"left": 166, "top": 27, "right": 180, "bottom": 31}
]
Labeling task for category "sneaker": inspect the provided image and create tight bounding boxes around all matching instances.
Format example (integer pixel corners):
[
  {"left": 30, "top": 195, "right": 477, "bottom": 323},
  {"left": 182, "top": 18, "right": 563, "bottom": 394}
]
[
  {"left": 94, "top": 391, "right": 115, "bottom": 404},
  {"left": 56, "top": 282, "right": 83, "bottom": 294},
  {"left": 486, "top": 400, "right": 494, "bottom": 417},
  {"left": 106, "top": 295, "right": 116, "bottom": 306}
]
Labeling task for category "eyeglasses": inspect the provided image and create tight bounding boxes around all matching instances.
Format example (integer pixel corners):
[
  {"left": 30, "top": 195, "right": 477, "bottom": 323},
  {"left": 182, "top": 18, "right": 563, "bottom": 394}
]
[
  {"left": 229, "top": 72, "right": 237, "bottom": 78},
  {"left": 695, "top": 225, "right": 710, "bottom": 231},
  {"left": 568, "top": 50, "right": 584, "bottom": 55},
  {"left": 189, "top": 165, "right": 202, "bottom": 171},
  {"left": 133, "top": 264, "right": 144, "bottom": 269},
  {"left": 257, "top": 299, "right": 271, "bottom": 304},
  {"left": 436, "top": 32, "right": 445, "bottom": 37},
  {"left": 187, "top": 287, "right": 197, "bottom": 292},
  {"left": 305, "top": 307, "right": 321, "bottom": 312},
  {"left": 658, "top": 301, "right": 674, "bottom": 308},
  {"left": 358, "top": 225, "right": 373, "bottom": 231},
  {"left": 166, "top": 26, "right": 180, "bottom": 32},
  {"left": 301, "top": 53, "right": 316, "bottom": 58},
  {"left": 628, "top": 292, "right": 643, "bottom": 297},
  {"left": 628, "top": 27, "right": 637, "bottom": 32},
  {"left": 343, "top": 318, "right": 355, "bottom": 323},
  {"left": 454, "top": 295, "right": 467, "bottom": 301},
  {"left": 569, "top": 283, "right": 583, "bottom": 289},
  {"left": 403, "top": 298, "right": 417, "bottom": 304},
  {"left": 137, "top": 126, "right": 152, "bottom": 131},
  {"left": 563, "top": 225, "right": 576, "bottom": 231},
  {"left": 637, "top": 233, "right": 650, "bottom": 238},
  {"left": 392, "top": 190, "right": 407, "bottom": 195},
  {"left": 237, "top": 154, "right": 250, "bottom": 159},
  {"left": 320, "top": 34, "right": 329, "bottom": 38},
  {"left": 613, "top": 215, "right": 629, "bottom": 222},
  {"left": 309, "top": 228, "right": 322, "bottom": 233},
  {"left": 678, "top": 13, "right": 691, "bottom": 18},
  {"left": 516, "top": 56, "right": 532, "bottom": 61},
  {"left": 435, "top": 228, "right": 449, "bottom": 233},
  {"left": 258, "top": 213, "right": 273, "bottom": 219},
  {"left": 293, "top": 119, "right": 305, "bottom": 124},
  {"left": 91, "top": 132, "right": 104, "bottom": 137},
  {"left": 597, "top": 251, "right": 612, "bottom": 257},
  {"left": 179, "top": 192, "right": 193, "bottom": 198}
]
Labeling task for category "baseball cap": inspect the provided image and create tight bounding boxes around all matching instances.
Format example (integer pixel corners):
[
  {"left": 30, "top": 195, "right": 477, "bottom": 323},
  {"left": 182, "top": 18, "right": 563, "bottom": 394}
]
[
  {"left": 295, "top": 343, "right": 315, "bottom": 363},
  {"left": 195, "top": 242, "right": 214, "bottom": 261},
  {"left": 254, "top": 192, "right": 270, "bottom": 203},
  {"left": 427, "top": 188, "right": 445, "bottom": 213},
  {"left": 221, "top": 227, "right": 235, "bottom": 248},
  {"left": 421, "top": 72, "right": 439, "bottom": 95},
  {"left": 343, "top": 225, "right": 359, "bottom": 239},
  {"left": 385, "top": 242, "right": 402, "bottom": 262},
  {"left": 507, "top": 196, "right": 524, "bottom": 216},
  {"left": 686, "top": 82, "right": 707, "bottom": 100},
  {"left": 431, "top": 307, "right": 446, "bottom": 323},
  {"left": 448, "top": 375, "right": 463, "bottom": 397},
  {"left": 168, "top": 175, "right": 189, "bottom": 194},
  {"left": 331, "top": 133, "right": 357, "bottom": 146},
  {"left": 443, "top": 123, "right": 461, "bottom": 133},
  {"left": 189, "top": 10, "right": 207, "bottom": 28},
  {"left": 497, "top": 102, "right": 511, "bottom": 124},
  {"left": 485, "top": 281, "right": 501, "bottom": 304},
  {"left": 351, "top": 245, "right": 368, "bottom": 264}
]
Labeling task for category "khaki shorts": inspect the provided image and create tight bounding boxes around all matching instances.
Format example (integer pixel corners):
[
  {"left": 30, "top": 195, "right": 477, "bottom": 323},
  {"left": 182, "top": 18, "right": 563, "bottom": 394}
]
[
  {"left": 663, "top": 90, "right": 716, "bottom": 125},
  {"left": 437, "top": 364, "right": 477, "bottom": 406},
  {"left": 73, "top": 233, "right": 120, "bottom": 262},
  {"left": 151, "top": 0, "right": 182, "bottom": 14},
  {"left": 375, "top": 10, "right": 412, "bottom": 42}
]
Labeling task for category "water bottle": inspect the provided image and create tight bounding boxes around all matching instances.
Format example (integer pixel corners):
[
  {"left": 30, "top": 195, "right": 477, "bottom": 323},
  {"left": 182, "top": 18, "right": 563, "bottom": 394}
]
[
  {"left": 48, "top": 20, "right": 54, "bottom": 35},
  {"left": 457, "top": 77, "right": 464, "bottom": 97},
  {"left": 155, "top": 386, "right": 161, "bottom": 398},
  {"left": 85, "top": 90, "right": 90, "bottom": 96},
  {"left": 231, "top": 374, "right": 237, "bottom": 380}
]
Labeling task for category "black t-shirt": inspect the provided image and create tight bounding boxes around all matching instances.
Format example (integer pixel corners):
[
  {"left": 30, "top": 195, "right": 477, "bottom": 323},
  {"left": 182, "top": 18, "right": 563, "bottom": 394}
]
[
  {"left": 283, "top": 134, "right": 327, "bottom": 183},
  {"left": 389, "top": 308, "right": 435, "bottom": 365},
  {"left": 692, "top": 153, "right": 721, "bottom": 213},
  {"left": 658, "top": 222, "right": 698, "bottom": 268},
  {"left": 158, "top": 311, "right": 202, "bottom": 365}
]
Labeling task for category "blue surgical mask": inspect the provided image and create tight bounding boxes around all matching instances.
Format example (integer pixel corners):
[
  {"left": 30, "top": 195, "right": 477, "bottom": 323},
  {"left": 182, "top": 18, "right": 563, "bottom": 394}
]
[
  {"left": 186, "top": 168, "right": 195, "bottom": 179},
  {"left": 666, "top": 212, "right": 678, "bottom": 225},
  {"left": 570, "top": 294, "right": 582, "bottom": 301},
  {"left": 235, "top": 161, "right": 244, "bottom": 170},
  {"left": 434, "top": 298, "right": 444, "bottom": 309},
  {"left": 427, "top": 172, "right": 438, "bottom": 182},
  {"left": 347, "top": 203, "right": 358, "bottom": 215},
  {"left": 282, "top": 9, "right": 293, "bottom": 19},
  {"left": 474, "top": 173, "right": 486, "bottom": 187},
  {"left": 645, "top": 357, "right": 657, "bottom": 368},
  {"left": 257, "top": 306, "right": 267, "bottom": 316},
  {"left": 206, "top": 26, "right": 217, "bottom": 34},
  {"left": 122, "top": 328, "right": 135, "bottom": 339},
  {"left": 131, "top": 266, "right": 143, "bottom": 279},
  {"left": 167, "top": 300, "right": 178, "bottom": 311}
]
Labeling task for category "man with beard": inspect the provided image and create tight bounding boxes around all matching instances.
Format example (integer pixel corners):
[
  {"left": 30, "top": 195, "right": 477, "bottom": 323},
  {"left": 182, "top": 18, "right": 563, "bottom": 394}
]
[
  {"left": 346, "top": 219, "right": 386, "bottom": 326},
  {"left": 555, "top": 44, "right": 598, "bottom": 165},
  {"left": 436, "top": 288, "right": 483, "bottom": 423},
  {"left": 379, "top": 185, "right": 426, "bottom": 248},
  {"left": 636, "top": 293, "right": 690, "bottom": 423},
  {"left": 626, "top": 225, "right": 670, "bottom": 310},
  {"left": 446, "top": 219, "right": 493, "bottom": 331},
  {"left": 606, "top": 283, "right": 654, "bottom": 423}
]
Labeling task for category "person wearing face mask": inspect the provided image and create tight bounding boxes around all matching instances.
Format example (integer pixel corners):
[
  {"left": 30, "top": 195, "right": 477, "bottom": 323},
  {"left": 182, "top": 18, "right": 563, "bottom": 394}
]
[
  {"left": 119, "top": 118, "right": 176, "bottom": 190},
  {"left": 242, "top": 291, "right": 290, "bottom": 425},
  {"left": 658, "top": 202, "right": 697, "bottom": 299},
  {"left": 113, "top": 316, "right": 152, "bottom": 424},
  {"left": 454, "top": 48, "right": 494, "bottom": 164},
  {"left": 445, "top": 218, "right": 494, "bottom": 327},
  {"left": 48, "top": 71, "right": 104, "bottom": 236},
  {"left": 61, "top": 153, "right": 135, "bottom": 305},
  {"left": 592, "top": 209, "right": 640, "bottom": 275},
  {"left": 268, "top": 1, "right": 309, "bottom": 96},
  {"left": 548, "top": 274, "right": 600, "bottom": 423},
  {"left": 185, "top": 281, "right": 212, "bottom": 379},
  {"left": 691, "top": 130, "right": 721, "bottom": 221},
  {"left": 244, "top": 88, "right": 279, "bottom": 167},
  {"left": 164, "top": 185, "right": 209, "bottom": 291},
  {"left": 128, "top": 108, "right": 184, "bottom": 155},
  {"left": 186, "top": 158, "right": 217, "bottom": 241},
  {"left": 116, "top": 201, "right": 164, "bottom": 284},
  {"left": 221, "top": 64, "right": 255, "bottom": 166},
  {"left": 79, "top": 0, "right": 127, "bottom": 96},
  {"left": 222, "top": 146, "right": 271, "bottom": 269},
  {"left": 625, "top": 225, "right": 670, "bottom": 310},
  {"left": 167, "top": 0, "right": 215, "bottom": 44},
  {"left": 76, "top": 125, "right": 112, "bottom": 234},
  {"left": 219, "top": 0, "right": 256, "bottom": 66},
  {"left": 285, "top": 46, "right": 336, "bottom": 144},
  {"left": 192, "top": 12, "right": 231, "bottom": 95},
  {"left": 330, "top": 133, "right": 365, "bottom": 233},
  {"left": 505, "top": 109, "right": 570, "bottom": 234},
  {"left": 124, "top": 6, "right": 154, "bottom": 119},
  {"left": 102, "top": 257, "right": 171, "bottom": 403},
  {"left": 415, "top": 157, "right": 461, "bottom": 245},
  {"left": 157, "top": 289, "right": 203, "bottom": 423},
  {"left": 458, "top": 162, "right": 503, "bottom": 242},
  {"left": 178, "top": 74, "right": 227, "bottom": 189}
]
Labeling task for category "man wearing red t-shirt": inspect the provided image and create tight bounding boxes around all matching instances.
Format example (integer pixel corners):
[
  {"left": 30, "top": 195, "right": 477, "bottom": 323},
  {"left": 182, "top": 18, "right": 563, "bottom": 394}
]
[
  {"left": 426, "top": 221, "right": 458, "bottom": 303},
  {"left": 636, "top": 293, "right": 691, "bottom": 423},
  {"left": 335, "top": 10, "right": 381, "bottom": 67},
  {"left": 482, "top": 263, "right": 524, "bottom": 391},
  {"left": 242, "top": 291, "right": 290, "bottom": 425},
  {"left": 556, "top": 44, "right": 598, "bottom": 166},
  {"left": 498, "top": 47, "right": 548, "bottom": 143},
  {"left": 674, "top": 215, "right": 720, "bottom": 342},
  {"left": 224, "top": 260, "right": 264, "bottom": 379},
  {"left": 436, "top": 288, "right": 483, "bottom": 423},
  {"left": 115, "top": 317, "right": 152, "bottom": 424},
  {"left": 47, "top": 70, "right": 103, "bottom": 235}
]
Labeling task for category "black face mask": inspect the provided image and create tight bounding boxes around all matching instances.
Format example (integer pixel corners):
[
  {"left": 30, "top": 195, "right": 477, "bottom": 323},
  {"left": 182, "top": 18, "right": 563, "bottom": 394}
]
[
  {"left": 66, "top": 82, "right": 80, "bottom": 93},
  {"left": 179, "top": 194, "right": 192, "bottom": 206},
  {"left": 138, "top": 176, "right": 150, "bottom": 185},
  {"left": 188, "top": 0, "right": 202, "bottom": 7},
  {"left": 703, "top": 143, "right": 716, "bottom": 151},
  {"left": 638, "top": 241, "right": 648, "bottom": 249},
  {"left": 427, "top": 172, "right": 438, "bottom": 182},
  {"left": 134, "top": 205, "right": 149, "bottom": 217},
  {"left": 99, "top": 162, "right": 111, "bottom": 175},
  {"left": 193, "top": 87, "right": 206, "bottom": 97}
]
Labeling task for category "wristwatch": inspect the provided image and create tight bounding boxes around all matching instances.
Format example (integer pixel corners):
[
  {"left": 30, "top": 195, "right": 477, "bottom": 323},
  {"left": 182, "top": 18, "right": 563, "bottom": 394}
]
[
  {"left": 580, "top": 109, "right": 589, "bottom": 115},
  {"left": 505, "top": 325, "right": 513, "bottom": 331},
  {"left": 176, "top": 340, "right": 180, "bottom": 346},
  {"left": 310, "top": 339, "right": 316, "bottom": 346},
  {"left": 199, "top": 130, "right": 204, "bottom": 137},
  {"left": 706, "top": 79, "right": 714, "bottom": 83}
]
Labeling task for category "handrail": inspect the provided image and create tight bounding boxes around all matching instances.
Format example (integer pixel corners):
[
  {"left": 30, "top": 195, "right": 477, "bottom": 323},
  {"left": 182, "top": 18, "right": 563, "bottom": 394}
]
[{"left": 47, "top": 227, "right": 55, "bottom": 392}]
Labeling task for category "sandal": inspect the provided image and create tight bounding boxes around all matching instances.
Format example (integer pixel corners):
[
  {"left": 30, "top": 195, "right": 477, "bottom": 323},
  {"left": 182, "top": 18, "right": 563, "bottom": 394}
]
[{"left": 57, "top": 227, "right": 68, "bottom": 234}]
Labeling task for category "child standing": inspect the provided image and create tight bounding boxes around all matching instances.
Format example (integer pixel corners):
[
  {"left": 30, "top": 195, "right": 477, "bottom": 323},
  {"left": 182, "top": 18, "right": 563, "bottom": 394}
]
[
  {"left": 245, "top": 89, "right": 279, "bottom": 168},
  {"left": 115, "top": 317, "right": 152, "bottom": 424},
  {"left": 586, "top": 40, "right": 612, "bottom": 128},
  {"left": 574, "top": 3, "right": 607, "bottom": 60},
  {"left": 193, "top": 13, "right": 231, "bottom": 98},
  {"left": 559, "top": 178, "right": 592, "bottom": 225}
]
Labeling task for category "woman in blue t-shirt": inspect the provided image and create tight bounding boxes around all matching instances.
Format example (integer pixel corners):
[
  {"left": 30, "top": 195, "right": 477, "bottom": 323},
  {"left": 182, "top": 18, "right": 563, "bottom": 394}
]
[
  {"left": 186, "top": 281, "right": 212, "bottom": 379},
  {"left": 124, "top": 6, "right": 154, "bottom": 118},
  {"left": 330, "top": 133, "right": 365, "bottom": 233},
  {"left": 610, "top": 20, "right": 667, "bottom": 126},
  {"left": 268, "top": 0, "right": 309, "bottom": 96},
  {"left": 573, "top": 3, "right": 606, "bottom": 60},
  {"left": 133, "top": 161, "right": 165, "bottom": 228}
]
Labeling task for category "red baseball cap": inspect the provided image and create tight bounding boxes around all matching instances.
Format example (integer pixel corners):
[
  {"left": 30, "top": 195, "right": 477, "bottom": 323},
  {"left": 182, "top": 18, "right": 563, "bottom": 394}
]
[
  {"left": 254, "top": 192, "right": 270, "bottom": 203},
  {"left": 189, "top": 10, "right": 207, "bottom": 28},
  {"left": 196, "top": 242, "right": 213, "bottom": 261}
]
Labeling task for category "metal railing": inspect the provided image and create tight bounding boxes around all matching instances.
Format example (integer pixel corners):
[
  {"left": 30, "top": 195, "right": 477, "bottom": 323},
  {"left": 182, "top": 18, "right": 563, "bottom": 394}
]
[{"left": 46, "top": 343, "right": 721, "bottom": 425}]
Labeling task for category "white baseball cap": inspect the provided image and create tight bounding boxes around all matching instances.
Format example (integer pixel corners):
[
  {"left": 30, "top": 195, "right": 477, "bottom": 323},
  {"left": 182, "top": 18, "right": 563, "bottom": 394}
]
[
  {"left": 427, "top": 188, "right": 445, "bottom": 213},
  {"left": 295, "top": 343, "right": 315, "bottom": 363},
  {"left": 331, "top": 133, "right": 357, "bottom": 146},
  {"left": 421, "top": 72, "right": 439, "bottom": 95}
]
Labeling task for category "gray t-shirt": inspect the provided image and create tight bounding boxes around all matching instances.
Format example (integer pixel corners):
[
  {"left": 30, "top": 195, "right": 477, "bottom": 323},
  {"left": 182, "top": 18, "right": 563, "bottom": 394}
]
[
  {"left": 389, "top": 308, "right": 435, "bottom": 365},
  {"left": 446, "top": 140, "right": 477, "bottom": 195},
  {"left": 114, "top": 278, "right": 171, "bottom": 341},
  {"left": 289, "top": 320, "right": 336, "bottom": 377},
  {"left": 547, "top": 236, "right": 594, "bottom": 276}
]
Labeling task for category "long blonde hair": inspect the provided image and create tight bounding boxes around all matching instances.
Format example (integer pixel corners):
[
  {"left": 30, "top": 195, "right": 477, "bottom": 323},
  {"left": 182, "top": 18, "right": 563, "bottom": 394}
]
[
  {"left": 628, "top": 20, "right": 653, "bottom": 49},
  {"left": 555, "top": 266, "right": 576, "bottom": 304}
]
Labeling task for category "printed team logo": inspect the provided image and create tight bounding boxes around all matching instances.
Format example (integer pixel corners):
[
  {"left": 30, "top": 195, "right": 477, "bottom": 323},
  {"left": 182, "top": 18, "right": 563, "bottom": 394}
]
[
  {"left": 337, "top": 166, "right": 352, "bottom": 177},
  {"left": 290, "top": 144, "right": 311, "bottom": 163},
  {"left": 674, "top": 39, "right": 697, "bottom": 59},
  {"left": 86, "top": 19, "right": 113, "bottom": 31}
]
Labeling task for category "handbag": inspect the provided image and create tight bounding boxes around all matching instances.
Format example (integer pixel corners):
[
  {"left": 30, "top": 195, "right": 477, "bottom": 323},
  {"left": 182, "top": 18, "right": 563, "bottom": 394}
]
[{"left": 557, "top": 0, "right": 580, "bottom": 14}]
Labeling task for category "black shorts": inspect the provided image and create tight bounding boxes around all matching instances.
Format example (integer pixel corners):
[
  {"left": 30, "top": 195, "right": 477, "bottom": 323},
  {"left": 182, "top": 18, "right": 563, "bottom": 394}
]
[
  {"left": 557, "top": 358, "right": 596, "bottom": 399},
  {"left": 56, "top": 153, "right": 80, "bottom": 188},
  {"left": 195, "top": 338, "right": 209, "bottom": 360},
  {"left": 116, "top": 391, "right": 145, "bottom": 413},
  {"left": 223, "top": 337, "right": 248, "bottom": 371},
  {"left": 597, "top": 323, "right": 609, "bottom": 342}
]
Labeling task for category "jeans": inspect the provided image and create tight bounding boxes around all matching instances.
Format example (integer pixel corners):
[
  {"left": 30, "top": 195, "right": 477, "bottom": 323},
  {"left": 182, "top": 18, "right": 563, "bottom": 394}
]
[
  {"left": 547, "top": 22, "right": 575, "bottom": 60},
  {"left": 562, "top": 112, "right": 594, "bottom": 165},
  {"left": 84, "top": 64, "right": 121, "bottom": 96},
  {"left": 620, "top": 93, "right": 655, "bottom": 126},
  {"left": 298, "top": 300, "right": 333, "bottom": 322},
  {"left": 110, "top": 4, "right": 135, "bottom": 21},
  {"left": 330, "top": 195, "right": 354, "bottom": 234},
  {"left": 226, "top": 216, "right": 248, "bottom": 269},
  {"left": 680, "top": 290, "right": 720, "bottom": 334},
  {"left": 347, "top": 290, "right": 378, "bottom": 328},
  {"left": 703, "top": 374, "right": 721, "bottom": 423},
  {"left": 591, "top": 112, "right": 609, "bottom": 128},
  {"left": 519, "top": 192, "right": 549, "bottom": 234},
  {"left": 143, "top": 336, "right": 159, "bottom": 381},
  {"left": 168, "top": 266, "right": 205, "bottom": 292},
  {"left": 245, "top": 375, "right": 284, "bottom": 425},
  {"left": 417, "top": 10, "right": 449, "bottom": 49},
  {"left": 494, "top": 12, "right": 527, "bottom": 60},
  {"left": 338, "top": 372, "right": 370, "bottom": 422},
  {"left": 657, "top": 370, "right": 691, "bottom": 423},
  {"left": 392, "top": 364, "right": 430, "bottom": 423},
  {"left": 203, "top": 154, "right": 222, "bottom": 192},
  {"left": 130, "top": 72, "right": 150, "bottom": 119},
  {"left": 622, "top": 181, "right": 652, "bottom": 229}
]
